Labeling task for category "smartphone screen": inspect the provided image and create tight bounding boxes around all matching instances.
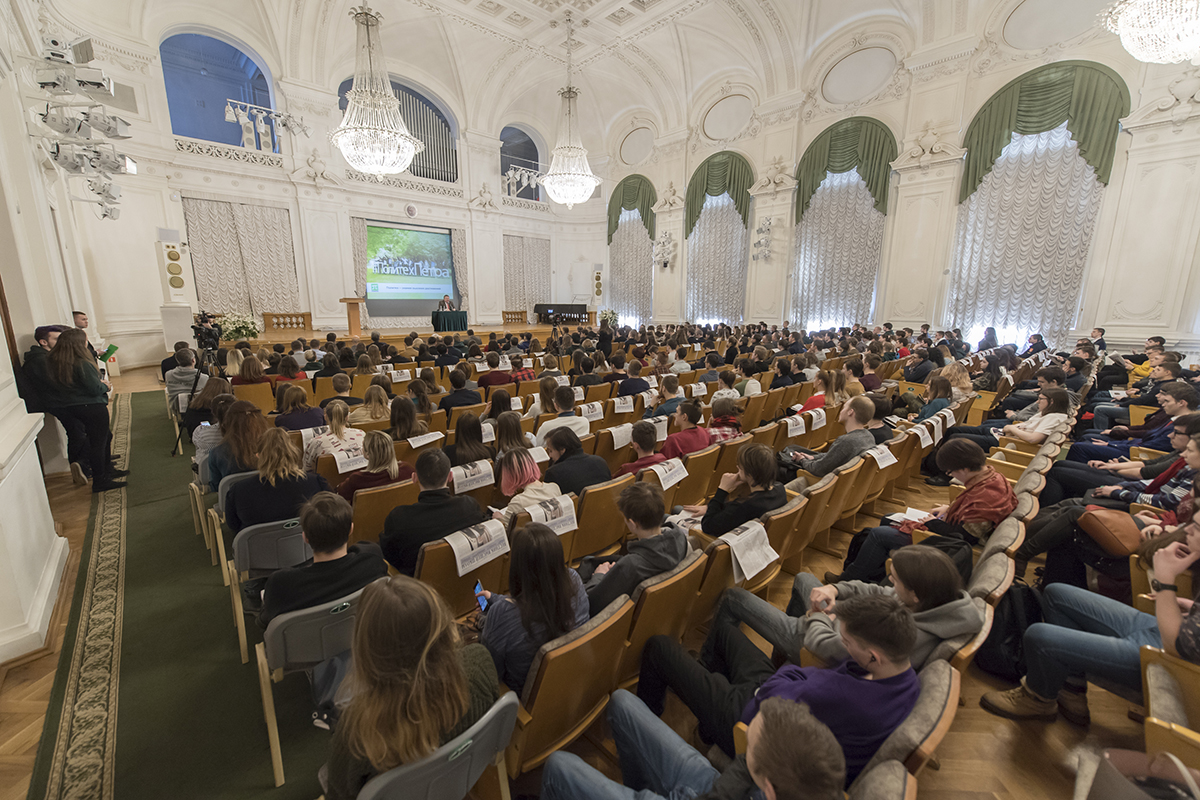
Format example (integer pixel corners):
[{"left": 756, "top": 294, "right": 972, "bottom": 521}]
[
  {"left": 474, "top": 580, "right": 487, "bottom": 612},
  {"left": 200, "top": 421, "right": 211, "bottom": 427}
]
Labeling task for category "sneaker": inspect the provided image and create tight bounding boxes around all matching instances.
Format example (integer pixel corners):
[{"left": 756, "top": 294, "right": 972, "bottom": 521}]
[
  {"left": 1057, "top": 688, "right": 1091, "bottom": 726},
  {"left": 924, "top": 474, "right": 952, "bottom": 487},
  {"left": 823, "top": 571, "right": 842, "bottom": 584},
  {"left": 980, "top": 681, "right": 1057, "bottom": 721},
  {"left": 107, "top": 468, "right": 131, "bottom": 478},
  {"left": 92, "top": 480, "right": 127, "bottom": 493},
  {"left": 70, "top": 462, "right": 88, "bottom": 486}
]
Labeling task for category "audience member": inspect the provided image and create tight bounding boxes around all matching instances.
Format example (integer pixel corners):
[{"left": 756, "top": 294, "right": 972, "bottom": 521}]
[
  {"left": 336, "top": 431, "right": 414, "bottom": 500},
  {"left": 682, "top": 443, "right": 787, "bottom": 537},
  {"left": 380, "top": 449, "right": 485, "bottom": 574},
  {"left": 618, "top": 361, "right": 651, "bottom": 397},
  {"left": 226, "top": 428, "right": 331, "bottom": 534},
  {"left": 495, "top": 411, "right": 533, "bottom": 453},
  {"left": 783, "top": 396, "right": 876, "bottom": 492},
  {"left": 442, "top": 412, "right": 496, "bottom": 467},
  {"left": 181, "top": 377, "right": 231, "bottom": 437},
  {"left": 476, "top": 352, "right": 511, "bottom": 389},
  {"left": 165, "top": 348, "right": 210, "bottom": 408},
  {"left": 319, "top": 373, "right": 362, "bottom": 409},
  {"left": 523, "top": 377, "right": 560, "bottom": 420},
  {"left": 491, "top": 448, "right": 559, "bottom": 524},
  {"left": 388, "top": 396, "right": 428, "bottom": 441},
  {"left": 734, "top": 359, "right": 762, "bottom": 396},
  {"left": 642, "top": 374, "right": 683, "bottom": 418},
  {"left": 617, "top": 421, "right": 667, "bottom": 476},
  {"left": 660, "top": 400, "right": 712, "bottom": 460},
  {"left": 542, "top": 427, "right": 611, "bottom": 496},
  {"left": 437, "top": 370, "right": 482, "bottom": 413},
  {"left": 534, "top": 386, "right": 591, "bottom": 446},
  {"left": 274, "top": 384, "right": 326, "bottom": 431},
  {"left": 708, "top": 396, "right": 744, "bottom": 443},
  {"left": 303, "top": 399, "right": 365, "bottom": 470},
  {"left": 348, "top": 385, "right": 390, "bottom": 425}
]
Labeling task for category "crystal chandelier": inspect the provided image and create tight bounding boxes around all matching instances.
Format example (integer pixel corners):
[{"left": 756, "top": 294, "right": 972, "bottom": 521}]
[
  {"left": 540, "top": 14, "right": 601, "bottom": 209},
  {"left": 1102, "top": 0, "right": 1200, "bottom": 64},
  {"left": 330, "top": 6, "right": 424, "bottom": 175}
]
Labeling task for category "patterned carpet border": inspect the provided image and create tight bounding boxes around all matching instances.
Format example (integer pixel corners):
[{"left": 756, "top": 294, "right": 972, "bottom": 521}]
[{"left": 40, "top": 393, "right": 130, "bottom": 800}]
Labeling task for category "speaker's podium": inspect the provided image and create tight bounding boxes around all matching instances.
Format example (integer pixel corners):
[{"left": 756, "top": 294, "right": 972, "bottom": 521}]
[{"left": 339, "top": 297, "right": 365, "bottom": 338}]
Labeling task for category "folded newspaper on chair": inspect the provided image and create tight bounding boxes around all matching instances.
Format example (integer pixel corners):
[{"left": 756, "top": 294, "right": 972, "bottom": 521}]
[
  {"left": 785, "top": 415, "right": 806, "bottom": 438},
  {"left": 301, "top": 425, "right": 330, "bottom": 447},
  {"left": 333, "top": 447, "right": 368, "bottom": 474},
  {"left": 928, "top": 414, "right": 944, "bottom": 444},
  {"left": 650, "top": 416, "right": 669, "bottom": 442},
  {"left": 450, "top": 459, "right": 494, "bottom": 494},
  {"left": 647, "top": 458, "right": 687, "bottom": 489},
  {"left": 390, "top": 369, "right": 412, "bottom": 383},
  {"left": 528, "top": 495, "right": 578, "bottom": 534},
  {"left": 529, "top": 446, "right": 550, "bottom": 464},
  {"left": 666, "top": 512, "right": 705, "bottom": 530},
  {"left": 864, "top": 445, "right": 898, "bottom": 468},
  {"left": 581, "top": 401, "right": 604, "bottom": 421},
  {"left": 408, "top": 431, "right": 445, "bottom": 448},
  {"left": 613, "top": 396, "right": 635, "bottom": 414},
  {"left": 719, "top": 521, "right": 777, "bottom": 583},
  {"left": 446, "top": 520, "right": 509, "bottom": 577},
  {"left": 609, "top": 423, "right": 634, "bottom": 449},
  {"left": 910, "top": 425, "right": 933, "bottom": 448},
  {"left": 573, "top": 386, "right": 585, "bottom": 402},
  {"left": 809, "top": 408, "right": 827, "bottom": 430}
]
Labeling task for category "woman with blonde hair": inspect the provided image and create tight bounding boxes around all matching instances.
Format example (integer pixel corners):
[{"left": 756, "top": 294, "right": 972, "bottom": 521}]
[
  {"left": 337, "top": 430, "right": 415, "bottom": 500},
  {"left": 349, "top": 385, "right": 391, "bottom": 425},
  {"left": 226, "top": 347, "right": 245, "bottom": 377},
  {"left": 941, "top": 362, "right": 975, "bottom": 403},
  {"left": 304, "top": 399, "right": 366, "bottom": 471},
  {"left": 225, "top": 427, "right": 331, "bottom": 533},
  {"left": 523, "top": 376, "right": 560, "bottom": 419},
  {"left": 491, "top": 448, "right": 558, "bottom": 524},
  {"left": 231, "top": 354, "right": 268, "bottom": 386},
  {"left": 824, "top": 369, "right": 851, "bottom": 406},
  {"left": 495, "top": 411, "right": 532, "bottom": 453},
  {"left": 388, "top": 396, "right": 428, "bottom": 441},
  {"left": 323, "top": 576, "right": 499, "bottom": 800}
]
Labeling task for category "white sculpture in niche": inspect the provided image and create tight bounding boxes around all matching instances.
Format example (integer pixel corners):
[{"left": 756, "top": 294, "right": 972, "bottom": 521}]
[
  {"left": 470, "top": 182, "right": 498, "bottom": 211},
  {"left": 894, "top": 122, "right": 966, "bottom": 171},
  {"left": 652, "top": 181, "right": 685, "bottom": 212},
  {"left": 749, "top": 156, "right": 797, "bottom": 195},
  {"left": 653, "top": 230, "right": 676, "bottom": 269},
  {"left": 290, "top": 148, "right": 340, "bottom": 190}
]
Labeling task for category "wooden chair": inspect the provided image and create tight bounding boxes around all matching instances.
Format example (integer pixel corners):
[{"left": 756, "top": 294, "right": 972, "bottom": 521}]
[
  {"left": 748, "top": 422, "right": 779, "bottom": 449},
  {"left": 1130, "top": 404, "right": 1159, "bottom": 426},
  {"left": 315, "top": 453, "right": 356, "bottom": 489},
  {"left": 350, "top": 480, "right": 419, "bottom": 544},
  {"left": 706, "top": 434, "right": 753, "bottom": 497},
  {"left": 808, "top": 458, "right": 865, "bottom": 557},
  {"left": 980, "top": 518, "right": 1025, "bottom": 562},
  {"left": 414, "top": 538, "right": 510, "bottom": 619},
  {"left": 617, "top": 551, "right": 707, "bottom": 687},
  {"left": 584, "top": 383, "right": 614, "bottom": 404},
  {"left": 740, "top": 392, "right": 769, "bottom": 431},
  {"left": 233, "top": 382, "right": 275, "bottom": 415},
  {"left": 485, "top": 382, "right": 517, "bottom": 401},
  {"left": 742, "top": 496, "right": 806, "bottom": 596},
  {"left": 848, "top": 761, "right": 918, "bottom": 800},
  {"left": 1142, "top": 645, "right": 1200, "bottom": 733},
  {"left": 505, "top": 597, "right": 636, "bottom": 778},
  {"left": 312, "top": 376, "right": 338, "bottom": 406},
  {"left": 350, "top": 418, "right": 391, "bottom": 432},
  {"left": 425, "top": 409, "right": 448, "bottom": 433},
  {"left": 759, "top": 387, "right": 785, "bottom": 421},
  {"left": 780, "top": 473, "right": 837, "bottom": 572},
  {"left": 449, "top": 403, "right": 486, "bottom": 426},
  {"left": 594, "top": 426, "right": 635, "bottom": 476},
  {"left": 688, "top": 540, "right": 737, "bottom": 630},
  {"left": 674, "top": 444, "right": 720, "bottom": 507},
  {"left": 638, "top": 462, "right": 680, "bottom": 511},
  {"left": 1145, "top": 717, "right": 1200, "bottom": 772},
  {"left": 568, "top": 474, "right": 636, "bottom": 561}
]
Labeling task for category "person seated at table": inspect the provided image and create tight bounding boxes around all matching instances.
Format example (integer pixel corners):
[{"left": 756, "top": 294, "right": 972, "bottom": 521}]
[
  {"left": 258, "top": 491, "right": 388, "bottom": 627},
  {"left": 637, "top": 593, "right": 920, "bottom": 780},
  {"left": 642, "top": 374, "right": 683, "bottom": 419},
  {"left": 226, "top": 428, "right": 331, "bottom": 535},
  {"left": 380, "top": 449, "right": 486, "bottom": 574},
  {"left": 618, "top": 420, "right": 667, "bottom": 476},
  {"left": 543, "top": 427, "right": 611, "bottom": 496},
  {"left": 578, "top": 482, "right": 689, "bottom": 616},
  {"left": 321, "top": 576, "right": 498, "bottom": 800},
  {"left": 682, "top": 443, "right": 786, "bottom": 538},
  {"left": 828, "top": 439, "right": 1016, "bottom": 584},
  {"left": 336, "top": 431, "right": 415, "bottom": 501},
  {"left": 319, "top": 373, "right": 363, "bottom": 410},
  {"left": 442, "top": 412, "right": 496, "bottom": 468},
  {"left": 477, "top": 523, "right": 589, "bottom": 694},
  {"left": 274, "top": 384, "right": 326, "bottom": 432}
]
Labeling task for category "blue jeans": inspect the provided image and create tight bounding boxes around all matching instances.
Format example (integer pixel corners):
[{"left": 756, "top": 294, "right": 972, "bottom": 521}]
[
  {"left": 540, "top": 690, "right": 720, "bottom": 800},
  {"left": 1066, "top": 440, "right": 1130, "bottom": 463},
  {"left": 1024, "top": 583, "right": 1161, "bottom": 699},
  {"left": 1091, "top": 404, "right": 1129, "bottom": 431},
  {"left": 840, "top": 526, "right": 911, "bottom": 582}
]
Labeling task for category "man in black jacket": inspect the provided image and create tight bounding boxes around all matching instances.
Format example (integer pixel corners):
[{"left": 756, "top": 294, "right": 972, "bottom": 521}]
[
  {"left": 381, "top": 449, "right": 486, "bottom": 574},
  {"left": 901, "top": 348, "right": 934, "bottom": 384},
  {"left": 437, "top": 369, "right": 482, "bottom": 413},
  {"left": 543, "top": 427, "right": 611, "bottom": 497}
]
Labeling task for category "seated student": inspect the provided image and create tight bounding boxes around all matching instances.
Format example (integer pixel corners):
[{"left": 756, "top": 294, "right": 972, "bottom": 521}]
[
  {"left": 578, "top": 482, "right": 688, "bottom": 616},
  {"left": 523, "top": 377, "right": 559, "bottom": 420},
  {"left": 481, "top": 389, "right": 513, "bottom": 430},
  {"left": 793, "top": 370, "right": 832, "bottom": 414},
  {"left": 495, "top": 411, "right": 534, "bottom": 453},
  {"left": 257, "top": 492, "right": 388, "bottom": 627},
  {"left": 708, "top": 396, "right": 744, "bottom": 443},
  {"left": 491, "top": 447, "right": 559, "bottom": 524},
  {"left": 478, "top": 523, "right": 589, "bottom": 694},
  {"left": 982, "top": 520, "right": 1200, "bottom": 724},
  {"left": 618, "top": 361, "right": 651, "bottom": 397},
  {"left": 322, "top": 576, "right": 499, "bottom": 800},
  {"left": 859, "top": 355, "right": 884, "bottom": 392},
  {"left": 902, "top": 347, "right": 935, "bottom": 383},
  {"left": 347, "top": 385, "right": 390, "bottom": 425},
  {"left": 711, "top": 546, "right": 982, "bottom": 671},
  {"left": 230, "top": 353, "right": 269, "bottom": 387},
  {"left": 603, "top": 353, "right": 629, "bottom": 384},
  {"left": 543, "top": 427, "right": 611, "bottom": 496},
  {"left": 668, "top": 347, "right": 692, "bottom": 374},
  {"left": 318, "top": 373, "right": 363, "bottom": 410},
  {"left": 659, "top": 400, "right": 712, "bottom": 460},
  {"left": 336, "top": 431, "right": 415, "bottom": 501},
  {"left": 476, "top": 351, "right": 512, "bottom": 389},
  {"left": 710, "top": 370, "right": 740, "bottom": 403},
  {"left": 436, "top": 370, "right": 482, "bottom": 414},
  {"left": 303, "top": 400, "right": 366, "bottom": 471},
  {"left": 907, "top": 375, "right": 954, "bottom": 422},
  {"left": 207, "top": 400, "right": 269, "bottom": 491},
  {"left": 534, "top": 386, "right": 592, "bottom": 446},
  {"left": 442, "top": 412, "right": 496, "bottom": 468},
  {"left": 388, "top": 396, "right": 429, "bottom": 441},
  {"left": 407, "top": 380, "right": 436, "bottom": 416},
  {"left": 832, "top": 439, "right": 1017, "bottom": 583},
  {"left": 682, "top": 443, "right": 787, "bottom": 538},
  {"left": 618, "top": 421, "right": 667, "bottom": 477},
  {"left": 734, "top": 358, "right": 763, "bottom": 396},
  {"left": 867, "top": 395, "right": 897, "bottom": 445},
  {"left": 301, "top": 350, "right": 322, "bottom": 372},
  {"left": 1084, "top": 379, "right": 1196, "bottom": 446},
  {"left": 840, "top": 359, "right": 866, "bottom": 397},
  {"left": 782, "top": 396, "right": 877, "bottom": 492},
  {"left": 165, "top": 348, "right": 210, "bottom": 408},
  {"left": 540, "top": 692, "right": 846, "bottom": 800},
  {"left": 572, "top": 356, "right": 601, "bottom": 388},
  {"left": 274, "top": 354, "right": 305, "bottom": 384},
  {"left": 161, "top": 340, "right": 190, "bottom": 381},
  {"left": 181, "top": 377, "right": 231, "bottom": 437},
  {"left": 274, "top": 384, "right": 326, "bottom": 432},
  {"left": 1089, "top": 361, "right": 1182, "bottom": 431},
  {"left": 637, "top": 593, "right": 920, "bottom": 780},
  {"left": 507, "top": 355, "right": 536, "bottom": 384},
  {"left": 193, "top": 394, "right": 237, "bottom": 478},
  {"left": 226, "top": 428, "right": 331, "bottom": 534},
  {"left": 309, "top": 352, "right": 345, "bottom": 392},
  {"left": 1065, "top": 387, "right": 1189, "bottom": 463},
  {"left": 996, "top": 366, "right": 1074, "bottom": 417},
  {"left": 380, "top": 449, "right": 486, "bottom": 574},
  {"left": 697, "top": 353, "right": 724, "bottom": 383},
  {"left": 642, "top": 374, "right": 683, "bottom": 419},
  {"left": 769, "top": 359, "right": 795, "bottom": 390}
]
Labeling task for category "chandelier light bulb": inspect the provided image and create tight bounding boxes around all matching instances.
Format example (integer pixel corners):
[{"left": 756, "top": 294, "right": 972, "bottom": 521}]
[
  {"left": 1102, "top": 0, "right": 1200, "bottom": 64},
  {"left": 540, "top": 15, "right": 600, "bottom": 209}
]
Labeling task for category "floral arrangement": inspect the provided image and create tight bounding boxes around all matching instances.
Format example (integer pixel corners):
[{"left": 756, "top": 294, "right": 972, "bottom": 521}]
[
  {"left": 599, "top": 308, "right": 619, "bottom": 328},
  {"left": 219, "top": 312, "right": 260, "bottom": 342}
]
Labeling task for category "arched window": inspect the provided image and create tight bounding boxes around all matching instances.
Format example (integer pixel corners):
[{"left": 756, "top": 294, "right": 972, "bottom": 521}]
[
  {"left": 160, "top": 33, "right": 275, "bottom": 150},
  {"left": 500, "top": 126, "right": 543, "bottom": 200},
  {"left": 685, "top": 152, "right": 754, "bottom": 324},
  {"left": 338, "top": 78, "right": 458, "bottom": 182},
  {"left": 607, "top": 174, "right": 657, "bottom": 326}
]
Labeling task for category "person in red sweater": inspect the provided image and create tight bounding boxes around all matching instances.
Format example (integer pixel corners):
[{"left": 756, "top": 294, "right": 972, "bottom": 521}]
[
  {"left": 336, "top": 430, "right": 415, "bottom": 501},
  {"left": 618, "top": 421, "right": 667, "bottom": 476},
  {"left": 661, "top": 400, "right": 712, "bottom": 460},
  {"left": 476, "top": 351, "right": 512, "bottom": 389}
]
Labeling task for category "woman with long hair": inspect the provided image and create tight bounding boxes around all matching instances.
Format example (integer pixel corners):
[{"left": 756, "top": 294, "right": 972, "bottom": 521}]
[
  {"left": 972, "top": 355, "right": 1004, "bottom": 392},
  {"left": 207, "top": 399, "right": 269, "bottom": 490},
  {"left": 389, "top": 396, "right": 428, "bottom": 441},
  {"left": 324, "top": 576, "right": 499, "bottom": 800},
  {"left": 592, "top": 349, "right": 610, "bottom": 375},
  {"left": 491, "top": 448, "right": 558, "bottom": 524},
  {"left": 978, "top": 326, "right": 1000, "bottom": 352},
  {"left": 482, "top": 389, "right": 512, "bottom": 427},
  {"left": 794, "top": 371, "right": 831, "bottom": 414},
  {"left": 478, "top": 523, "right": 588, "bottom": 692},
  {"left": 304, "top": 399, "right": 366, "bottom": 471},
  {"left": 443, "top": 413, "right": 495, "bottom": 467},
  {"left": 354, "top": 355, "right": 376, "bottom": 377},
  {"left": 46, "top": 328, "right": 127, "bottom": 492},
  {"left": 495, "top": 411, "right": 531, "bottom": 453},
  {"left": 368, "top": 373, "right": 395, "bottom": 400},
  {"left": 366, "top": 344, "right": 383, "bottom": 369},
  {"left": 182, "top": 376, "right": 232, "bottom": 437},
  {"left": 337, "top": 430, "right": 415, "bottom": 500},
  {"left": 523, "top": 376, "right": 560, "bottom": 420},
  {"left": 349, "top": 385, "right": 391, "bottom": 425},
  {"left": 908, "top": 375, "right": 954, "bottom": 422},
  {"left": 941, "top": 362, "right": 974, "bottom": 402},
  {"left": 311, "top": 351, "right": 344, "bottom": 391},
  {"left": 407, "top": 380, "right": 434, "bottom": 415},
  {"left": 225, "top": 428, "right": 331, "bottom": 533},
  {"left": 274, "top": 384, "right": 326, "bottom": 431},
  {"left": 231, "top": 354, "right": 268, "bottom": 386},
  {"left": 226, "top": 347, "right": 245, "bottom": 377},
  {"left": 275, "top": 355, "right": 303, "bottom": 383},
  {"left": 419, "top": 368, "right": 440, "bottom": 395}
]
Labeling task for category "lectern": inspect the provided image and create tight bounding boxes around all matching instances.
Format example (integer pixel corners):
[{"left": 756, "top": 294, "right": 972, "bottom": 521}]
[{"left": 339, "top": 297, "right": 365, "bottom": 338}]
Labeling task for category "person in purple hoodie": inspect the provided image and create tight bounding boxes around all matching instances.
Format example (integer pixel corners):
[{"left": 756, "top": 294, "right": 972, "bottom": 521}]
[{"left": 637, "top": 593, "right": 921, "bottom": 784}]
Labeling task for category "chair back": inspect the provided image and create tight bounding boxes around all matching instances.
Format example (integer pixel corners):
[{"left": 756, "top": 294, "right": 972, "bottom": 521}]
[
  {"left": 414, "top": 538, "right": 510, "bottom": 618},
  {"left": 742, "top": 496, "right": 806, "bottom": 595},
  {"left": 674, "top": 445, "right": 720, "bottom": 507},
  {"left": 232, "top": 517, "right": 311, "bottom": 575},
  {"left": 848, "top": 761, "right": 917, "bottom": 800},
  {"left": 967, "top": 552, "right": 1015, "bottom": 606},
  {"left": 261, "top": 587, "right": 366, "bottom": 672},
  {"left": 781, "top": 383, "right": 803, "bottom": 409},
  {"left": 313, "top": 377, "right": 337, "bottom": 406},
  {"left": 508, "top": 597, "right": 635, "bottom": 776},
  {"left": 351, "top": 418, "right": 391, "bottom": 433},
  {"left": 315, "top": 453, "right": 354, "bottom": 489},
  {"left": 815, "top": 458, "right": 864, "bottom": 532},
  {"left": 760, "top": 388, "right": 785, "bottom": 421},
  {"left": 594, "top": 427, "right": 634, "bottom": 476},
  {"left": 689, "top": 540, "right": 736, "bottom": 629},
  {"left": 748, "top": 422, "right": 779, "bottom": 449},
  {"left": 980, "top": 518, "right": 1024, "bottom": 563},
  {"left": 351, "top": 480, "right": 420, "bottom": 544},
  {"left": 637, "top": 464, "right": 680, "bottom": 511},
  {"left": 780, "top": 474, "right": 837, "bottom": 572},
  {"left": 357, "top": 693, "right": 520, "bottom": 800},
  {"left": 569, "top": 474, "right": 636, "bottom": 561},
  {"left": 740, "top": 392, "right": 769, "bottom": 431},
  {"left": 618, "top": 550, "right": 707, "bottom": 685},
  {"left": 216, "top": 470, "right": 259, "bottom": 514},
  {"left": 450, "top": 403, "right": 487, "bottom": 426},
  {"left": 706, "top": 434, "right": 752, "bottom": 496},
  {"left": 605, "top": 397, "right": 636, "bottom": 427},
  {"left": 233, "top": 382, "right": 275, "bottom": 415},
  {"left": 584, "top": 383, "right": 613, "bottom": 404},
  {"left": 425, "top": 410, "right": 448, "bottom": 433}
]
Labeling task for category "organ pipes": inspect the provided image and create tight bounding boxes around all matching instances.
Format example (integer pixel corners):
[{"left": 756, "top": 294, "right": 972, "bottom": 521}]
[{"left": 397, "top": 89, "right": 458, "bottom": 183}]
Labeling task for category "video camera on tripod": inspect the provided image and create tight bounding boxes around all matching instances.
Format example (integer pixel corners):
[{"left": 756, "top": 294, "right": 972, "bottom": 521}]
[{"left": 191, "top": 310, "right": 222, "bottom": 351}]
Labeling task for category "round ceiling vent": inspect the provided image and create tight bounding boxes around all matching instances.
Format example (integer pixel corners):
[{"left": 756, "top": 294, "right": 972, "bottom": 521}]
[{"left": 404, "top": 204, "right": 418, "bottom": 218}]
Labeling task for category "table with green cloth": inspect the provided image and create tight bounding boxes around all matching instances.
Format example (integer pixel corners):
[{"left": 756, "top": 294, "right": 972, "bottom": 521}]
[{"left": 432, "top": 310, "right": 467, "bottom": 331}]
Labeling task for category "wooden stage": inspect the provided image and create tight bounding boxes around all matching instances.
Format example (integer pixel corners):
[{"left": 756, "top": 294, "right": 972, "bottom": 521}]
[{"left": 247, "top": 323, "right": 560, "bottom": 348}]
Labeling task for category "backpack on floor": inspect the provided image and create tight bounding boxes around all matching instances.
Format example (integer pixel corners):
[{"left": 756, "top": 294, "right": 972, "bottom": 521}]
[
  {"left": 975, "top": 581, "right": 1043, "bottom": 683},
  {"left": 914, "top": 533, "right": 974, "bottom": 585}
]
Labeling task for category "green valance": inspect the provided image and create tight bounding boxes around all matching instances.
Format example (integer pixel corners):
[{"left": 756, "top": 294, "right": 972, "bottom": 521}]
[
  {"left": 795, "top": 117, "right": 898, "bottom": 221},
  {"left": 684, "top": 151, "right": 754, "bottom": 237},
  {"left": 960, "top": 60, "right": 1131, "bottom": 203},
  {"left": 607, "top": 174, "right": 657, "bottom": 244}
]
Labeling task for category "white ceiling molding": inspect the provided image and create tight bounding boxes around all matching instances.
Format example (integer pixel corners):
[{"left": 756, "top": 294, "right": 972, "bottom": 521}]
[
  {"left": 972, "top": 0, "right": 1111, "bottom": 76},
  {"left": 802, "top": 26, "right": 911, "bottom": 122}
]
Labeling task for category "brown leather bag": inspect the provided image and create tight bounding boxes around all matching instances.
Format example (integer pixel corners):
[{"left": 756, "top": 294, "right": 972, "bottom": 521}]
[{"left": 1078, "top": 506, "right": 1143, "bottom": 557}]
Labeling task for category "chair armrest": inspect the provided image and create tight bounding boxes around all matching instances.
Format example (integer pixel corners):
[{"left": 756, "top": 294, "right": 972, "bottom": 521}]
[
  {"left": 996, "top": 436, "right": 1038, "bottom": 454},
  {"left": 1131, "top": 447, "right": 1169, "bottom": 461},
  {"left": 988, "top": 447, "right": 1036, "bottom": 467},
  {"left": 1131, "top": 503, "right": 1168, "bottom": 518},
  {"left": 733, "top": 722, "right": 749, "bottom": 755}
]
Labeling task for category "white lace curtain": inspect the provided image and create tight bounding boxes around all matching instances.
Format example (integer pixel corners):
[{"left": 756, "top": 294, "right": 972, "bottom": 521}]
[
  {"left": 686, "top": 193, "right": 748, "bottom": 324},
  {"left": 349, "top": 217, "right": 470, "bottom": 329},
  {"left": 503, "top": 235, "right": 551, "bottom": 318},
  {"left": 791, "top": 169, "right": 884, "bottom": 330},
  {"left": 609, "top": 209, "right": 654, "bottom": 326},
  {"left": 181, "top": 197, "right": 300, "bottom": 322},
  {"left": 946, "top": 122, "right": 1105, "bottom": 347}
]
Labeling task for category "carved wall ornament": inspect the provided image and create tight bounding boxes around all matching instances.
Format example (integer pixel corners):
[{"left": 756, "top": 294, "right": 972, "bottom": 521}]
[
  {"left": 175, "top": 138, "right": 284, "bottom": 168},
  {"left": 344, "top": 169, "right": 465, "bottom": 198},
  {"left": 652, "top": 181, "right": 686, "bottom": 212},
  {"left": 1124, "top": 69, "right": 1200, "bottom": 133},
  {"left": 469, "top": 182, "right": 499, "bottom": 211},
  {"left": 653, "top": 230, "right": 677, "bottom": 269},
  {"left": 1112, "top": 300, "right": 1165, "bottom": 321},
  {"left": 290, "top": 148, "right": 340, "bottom": 189},
  {"left": 892, "top": 124, "right": 967, "bottom": 171},
  {"left": 748, "top": 156, "right": 798, "bottom": 196},
  {"left": 502, "top": 195, "right": 552, "bottom": 212}
]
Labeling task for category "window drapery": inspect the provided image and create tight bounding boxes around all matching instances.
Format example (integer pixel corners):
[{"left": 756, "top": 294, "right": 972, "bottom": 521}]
[
  {"left": 686, "top": 193, "right": 748, "bottom": 324},
  {"left": 181, "top": 197, "right": 300, "bottom": 323},
  {"left": 503, "top": 235, "right": 552, "bottom": 320},
  {"left": 607, "top": 174, "right": 657, "bottom": 244},
  {"left": 684, "top": 152, "right": 754, "bottom": 237},
  {"left": 947, "top": 123, "right": 1105, "bottom": 347},
  {"left": 609, "top": 209, "right": 654, "bottom": 326},
  {"left": 795, "top": 117, "right": 897, "bottom": 221},
  {"left": 791, "top": 169, "right": 885, "bottom": 330},
  {"left": 959, "top": 60, "right": 1130, "bottom": 203}
]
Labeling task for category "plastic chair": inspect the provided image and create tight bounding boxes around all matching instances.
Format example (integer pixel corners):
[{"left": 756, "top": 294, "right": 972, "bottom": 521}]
[
  {"left": 205, "top": 470, "right": 258, "bottom": 581},
  {"left": 227, "top": 518, "right": 311, "bottom": 664}
]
